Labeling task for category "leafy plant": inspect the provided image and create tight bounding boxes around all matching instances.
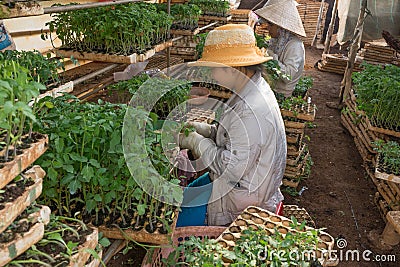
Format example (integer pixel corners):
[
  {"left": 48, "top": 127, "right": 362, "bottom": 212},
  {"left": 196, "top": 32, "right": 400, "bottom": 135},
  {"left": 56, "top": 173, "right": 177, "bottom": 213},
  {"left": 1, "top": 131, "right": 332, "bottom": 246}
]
[
  {"left": 262, "top": 60, "right": 291, "bottom": 89},
  {"left": 194, "top": 32, "right": 208, "bottom": 59},
  {"left": 352, "top": 63, "right": 400, "bottom": 131},
  {"left": 189, "top": 0, "right": 230, "bottom": 17},
  {"left": 373, "top": 140, "right": 400, "bottom": 175},
  {"left": 159, "top": 3, "right": 202, "bottom": 30},
  {"left": 0, "top": 60, "right": 45, "bottom": 162},
  {"left": 0, "top": 50, "right": 64, "bottom": 86},
  {"left": 164, "top": 219, "right": 324, "bottom": 266},
  {"left": 293, "top": 76, "right": 313, "bottom": 98},
  {"left": 43, "top": 3, "right": 173, "bottom": 55},
  {"left": 255, "top": 33, "right": 270, "bottom": 50},
  {"left": 7, "top": 215, "right": 93, "bottom": 266},
  {"left": 34, "top": 93, "right": 181, "bottom": 232},
  {"left": 107, "top": 73, "right": 150, "bottom": 103}
]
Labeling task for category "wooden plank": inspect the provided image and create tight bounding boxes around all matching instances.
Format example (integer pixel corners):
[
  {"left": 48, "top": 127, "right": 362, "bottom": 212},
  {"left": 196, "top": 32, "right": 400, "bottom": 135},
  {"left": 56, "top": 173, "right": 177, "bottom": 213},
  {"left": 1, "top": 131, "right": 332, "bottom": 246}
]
[{"left": 375, "top": 169, "right": 400, "bottom": 184}]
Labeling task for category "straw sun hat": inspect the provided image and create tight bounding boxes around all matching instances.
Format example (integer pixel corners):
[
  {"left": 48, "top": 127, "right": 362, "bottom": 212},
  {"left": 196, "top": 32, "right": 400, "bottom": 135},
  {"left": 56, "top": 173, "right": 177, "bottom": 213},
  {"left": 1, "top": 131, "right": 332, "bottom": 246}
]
[
  {"left": 254, "top": 0, "right": 306, "bottom": 37},
  {"left": 197, "top": 24, "right": 272, "bottom": 67}
]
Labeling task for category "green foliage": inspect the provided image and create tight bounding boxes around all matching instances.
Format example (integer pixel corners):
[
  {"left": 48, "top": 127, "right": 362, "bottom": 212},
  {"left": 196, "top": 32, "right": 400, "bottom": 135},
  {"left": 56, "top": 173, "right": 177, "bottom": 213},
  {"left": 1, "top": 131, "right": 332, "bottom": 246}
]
[
  {"left": 0, "top": 50, "right": 64, "bottom": 86},
  {"left": 159, "top": 3, "right": 202, "bottom": 30},
  {"left": 293, "top": 76, "right": 313, "bottom": 98},
  {"left": 189, "top": 0, "right": 230, "bottom": 16},
  {"left": 107, "top": 73, "right": 150, "bottom": 103},
  {"left": 164, "top": 221, "right": 323, "bottom": 266},
  {"left": 0, "top": 60, "right": 45, "bottom": 161},
  {"left": 7, "top": 215, "right": 91, "bottom": 266},
  {"left": 195, "top": 32, "right": 208, "bottom": 59},
  {"left": 43, "top": 3, "right": 173, "bottom": 55},
  {"left": 352, "top": 63, "right": 400, "bottom": 130},
  {"left": 34, "top": 89, "right": 182, "bottom": 229},
  {"left": 255, "top": 33, "right": 270, "bottom": 50},
  {"left": 373, "top": 140, "right": 400, "bottom": 175},
  {"left": 262, "top": 60, "right": 291, "bottom": 89}
]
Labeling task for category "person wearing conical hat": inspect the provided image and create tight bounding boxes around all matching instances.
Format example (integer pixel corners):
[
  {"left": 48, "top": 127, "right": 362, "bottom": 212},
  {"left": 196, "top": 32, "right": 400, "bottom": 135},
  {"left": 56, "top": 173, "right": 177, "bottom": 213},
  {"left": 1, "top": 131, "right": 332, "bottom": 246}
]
[
  {"left": 176, "top": 24, "right": 286, "bottom": 227},
  {"left": 255, "top": 0, "right": 306, "bottom": 97}
]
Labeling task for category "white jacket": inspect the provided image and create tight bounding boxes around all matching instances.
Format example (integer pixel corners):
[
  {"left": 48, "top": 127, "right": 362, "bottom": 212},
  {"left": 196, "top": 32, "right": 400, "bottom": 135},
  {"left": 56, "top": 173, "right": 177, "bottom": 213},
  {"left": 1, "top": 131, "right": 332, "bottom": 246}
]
[
  {"left": 201, "top": 71, "right": 287, "bottom": 226},
  {"left": 269, "top": 36, "right": 305, "bottom": 97}
]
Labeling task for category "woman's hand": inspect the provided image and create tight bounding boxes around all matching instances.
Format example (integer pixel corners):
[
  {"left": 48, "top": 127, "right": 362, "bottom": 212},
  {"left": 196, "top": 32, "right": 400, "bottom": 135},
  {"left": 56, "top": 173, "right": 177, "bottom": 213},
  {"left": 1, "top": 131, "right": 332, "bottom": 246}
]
[{"left": 187, "top": 122, "right": 212, "bottom": 138}]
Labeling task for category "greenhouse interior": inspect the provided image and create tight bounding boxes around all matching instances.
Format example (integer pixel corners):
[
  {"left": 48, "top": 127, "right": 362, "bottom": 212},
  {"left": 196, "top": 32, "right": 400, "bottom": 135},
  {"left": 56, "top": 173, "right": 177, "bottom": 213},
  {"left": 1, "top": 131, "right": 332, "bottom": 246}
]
[{"left": 0, "top": 0, "right": 400, "bottom": 266}]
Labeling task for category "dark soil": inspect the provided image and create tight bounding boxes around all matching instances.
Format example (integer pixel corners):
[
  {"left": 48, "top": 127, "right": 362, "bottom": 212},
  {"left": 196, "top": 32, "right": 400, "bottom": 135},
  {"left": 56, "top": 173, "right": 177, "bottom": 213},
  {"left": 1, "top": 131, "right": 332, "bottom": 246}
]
[
  {"left": 0, "top": 178, "right": 34, "bottom": 210},
  {"left": 61, "top": 45, "right": 400, "bottom": 266}
]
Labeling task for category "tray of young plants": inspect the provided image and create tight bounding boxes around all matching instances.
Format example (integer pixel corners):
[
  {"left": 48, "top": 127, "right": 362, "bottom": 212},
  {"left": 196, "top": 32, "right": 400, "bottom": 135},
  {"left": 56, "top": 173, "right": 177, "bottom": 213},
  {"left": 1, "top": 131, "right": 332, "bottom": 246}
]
[
  {"left": 0, "top": 59, "right": 49, "bottom": 184},
  {"left": 0, "top": 204, "right": 51, "bottom": 266},
  {"left": 352, "top": 63, "right": 400, "bottom": 138},
  {"left": 0, "top": 50, "right": 69, "bottom": 102},
  {"left": 32, "top": 88, "right": 187, "bottom": 244},
  {"left": 373, "top": 140, "right": 400, "bottom": 184},
  {"left": 44, "top": 2, "right": 174, "bottom": 64},
  {"left": 0, "top": 165, "right": 45, "bottom": 234},
  {"left": 159, "top": 206, "right": 337, "bottom": 266},
  {"left": 282, "top": 205, "right": 316, "bottom": 228},
  {"left": 190, "top": 0, "right": 231, "bottom": 19},
  {"left": 159, "top": 3, "right": 202, "bottom": 35},
  {"left": 5, "top": 215, "right": 98, "bottom": 267},
  {"left": 277, "top": 95, "right": 316, "bottom": 122}
]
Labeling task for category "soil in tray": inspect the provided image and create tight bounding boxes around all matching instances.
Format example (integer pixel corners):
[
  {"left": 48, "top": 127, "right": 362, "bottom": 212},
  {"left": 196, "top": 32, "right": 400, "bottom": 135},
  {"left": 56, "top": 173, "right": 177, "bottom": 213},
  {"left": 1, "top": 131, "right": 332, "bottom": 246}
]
[
  {"left": 10, "top": 221, "right": 94, "bottom": 266},
  {"left": 0, "top": 205, "right": 40, "bottom": 243},
  {"left": 0, "top": 177, "right": 34, "bottom": 210},
  {"left": 0, "top": 132, "right": 46, "bottom": 165},
  {"left": 82, "top": 208, "right": 174, "bottom": 235}
]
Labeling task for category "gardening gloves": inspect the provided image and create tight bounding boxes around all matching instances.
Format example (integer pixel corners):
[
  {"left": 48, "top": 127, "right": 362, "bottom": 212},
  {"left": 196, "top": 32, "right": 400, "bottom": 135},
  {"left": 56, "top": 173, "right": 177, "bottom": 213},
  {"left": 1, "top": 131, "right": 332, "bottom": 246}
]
[
  {"left": 177, "top": 131, "right": 214, "bottom": 159},
  {"left": 187, "top": 122, "right": 213, "bottom": 138}
]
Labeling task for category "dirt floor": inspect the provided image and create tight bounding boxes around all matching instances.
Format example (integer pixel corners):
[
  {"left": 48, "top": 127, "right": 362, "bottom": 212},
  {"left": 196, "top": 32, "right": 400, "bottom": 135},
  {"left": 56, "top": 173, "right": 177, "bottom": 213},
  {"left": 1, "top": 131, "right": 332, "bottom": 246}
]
[{"left": 73, "top": 46, "right": 400, "bottom": 266}]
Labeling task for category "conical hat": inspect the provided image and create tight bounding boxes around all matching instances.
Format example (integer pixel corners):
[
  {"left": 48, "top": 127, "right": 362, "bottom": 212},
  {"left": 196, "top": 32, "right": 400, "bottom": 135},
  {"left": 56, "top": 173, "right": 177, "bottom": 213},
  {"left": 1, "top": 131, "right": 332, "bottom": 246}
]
[{"left": 255, "top": 0, "right": 306, "bottom": 37}]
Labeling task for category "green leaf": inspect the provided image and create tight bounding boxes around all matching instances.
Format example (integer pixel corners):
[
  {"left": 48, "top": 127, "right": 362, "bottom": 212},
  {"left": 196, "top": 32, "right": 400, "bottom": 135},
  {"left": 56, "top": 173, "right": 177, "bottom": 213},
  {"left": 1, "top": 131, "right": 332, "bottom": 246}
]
[
  {"left": 137, "top": 204, "right": 146, "bottom": 216},
  {"left": 68, "top": 179, "right": 81, "bottom": 195},
  {"left": 63, "top": 164, "right": 74, "bottom": 173}
]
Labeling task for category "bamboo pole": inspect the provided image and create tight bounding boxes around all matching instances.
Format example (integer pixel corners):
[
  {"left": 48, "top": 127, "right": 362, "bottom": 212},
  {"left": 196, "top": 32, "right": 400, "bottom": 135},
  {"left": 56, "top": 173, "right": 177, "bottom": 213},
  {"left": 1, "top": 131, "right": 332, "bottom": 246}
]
[
  {"left": 339, "top": 0, "right": 368, "bottom": 104},
  {"left": 311, "top": 0, "right": 326, "bottom": 47},
  {"left": 323, "top": 0, "right": 338, "bottom": 54},
  {"left": 44, "top": 0, "right": 142, "bottom": 14}
]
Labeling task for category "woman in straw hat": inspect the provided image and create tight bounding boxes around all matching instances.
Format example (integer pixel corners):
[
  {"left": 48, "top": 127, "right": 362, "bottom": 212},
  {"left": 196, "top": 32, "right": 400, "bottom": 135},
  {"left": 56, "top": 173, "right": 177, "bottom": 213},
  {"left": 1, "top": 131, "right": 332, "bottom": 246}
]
[
  {"left": 176, "top": 24, "right": 286, "bottom": 226},
  {"left": 254, "top": 0, "right": 306, "bottom": 97}
]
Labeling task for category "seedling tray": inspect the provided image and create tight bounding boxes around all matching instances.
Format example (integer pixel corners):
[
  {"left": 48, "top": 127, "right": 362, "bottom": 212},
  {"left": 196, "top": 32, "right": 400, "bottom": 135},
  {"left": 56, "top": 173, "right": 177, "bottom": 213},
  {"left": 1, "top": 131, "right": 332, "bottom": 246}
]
[
  {"left": 282, "top": 177, "right": 300, "bottom": 188},
  {"left": 98, "top": 211, "right": 179, "bottom": 245},
  {"left": 69, "top": 227, "right": 99, "bottom": 267},
  {"left": 280, "top": 104, "right": 316, "bottom": 122},
  {"left": 0, "top": 205, "right": 51, "bottom": 266},
  {"left": 185, "top": 108, "right": 215, "bottom": 124},
  {"left": 0, "top": 133, "right": 48, "bottom": 188},
  {"left": 170, "top": 28, "right": 200, "bottom": 36},
  {"left": 215, "top": 206, "right": 336, "bottom": 266},
  {"left": 37, "top": 81, "right": 74, "bottom": 102},
  {"left": 286, "top": 142, "right": 307, "bottom": 166},
  {"left": 282, "top": 205, "right": 316, "bottom": 228},
  {"left": 141, "top": 226, "right": 226, "bottom": 267},
  {"left": 54, "top": 40, "right": 173, "bottom": 64},
  {"left": 0, "top": 165, "right": 45, "bottom": 234}
]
